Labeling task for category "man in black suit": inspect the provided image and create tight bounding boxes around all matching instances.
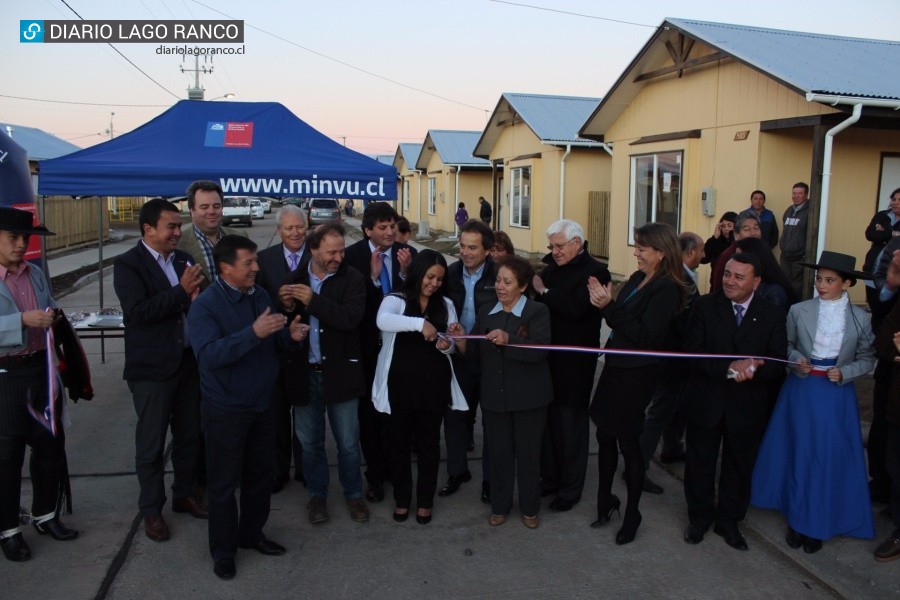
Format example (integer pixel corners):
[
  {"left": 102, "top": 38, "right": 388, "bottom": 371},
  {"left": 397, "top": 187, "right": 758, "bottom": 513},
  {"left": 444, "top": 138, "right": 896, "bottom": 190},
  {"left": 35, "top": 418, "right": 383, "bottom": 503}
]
[
  {"left": 255, "top": 204, "right": 311, "bottom": 492},
  {"left": 639, "top": 231, "right": 704, "bottom": 493},
  {"left": 682, "top": 253, "right": 787, "bottom": 551},
  {"left": 343, "top": 202, "right": 415, "bottom": 502},
  {"left": 114, "top": 198, "right": 209, "bottom": 542}
]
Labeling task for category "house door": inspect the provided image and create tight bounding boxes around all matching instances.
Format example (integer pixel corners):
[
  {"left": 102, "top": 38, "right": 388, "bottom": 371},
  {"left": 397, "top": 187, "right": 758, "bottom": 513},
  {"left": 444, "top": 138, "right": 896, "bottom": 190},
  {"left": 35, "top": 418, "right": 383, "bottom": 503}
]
[{"left": 878, "top": 154, "right": 900, "bottom": 210}]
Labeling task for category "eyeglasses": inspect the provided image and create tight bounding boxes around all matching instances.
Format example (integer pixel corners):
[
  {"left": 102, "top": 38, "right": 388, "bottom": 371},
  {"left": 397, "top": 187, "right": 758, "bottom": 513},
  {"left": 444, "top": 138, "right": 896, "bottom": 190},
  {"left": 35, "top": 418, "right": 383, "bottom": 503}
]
[{"left": 547, "top": 238, "right": 578, "bottom": 252}]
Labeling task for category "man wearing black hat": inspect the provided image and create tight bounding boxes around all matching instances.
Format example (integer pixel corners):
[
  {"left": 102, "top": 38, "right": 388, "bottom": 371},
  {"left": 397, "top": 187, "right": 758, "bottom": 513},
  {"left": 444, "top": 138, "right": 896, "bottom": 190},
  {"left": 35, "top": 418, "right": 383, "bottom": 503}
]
[{"left": 0, "top": 207, "right": 78, "bottom": 562}]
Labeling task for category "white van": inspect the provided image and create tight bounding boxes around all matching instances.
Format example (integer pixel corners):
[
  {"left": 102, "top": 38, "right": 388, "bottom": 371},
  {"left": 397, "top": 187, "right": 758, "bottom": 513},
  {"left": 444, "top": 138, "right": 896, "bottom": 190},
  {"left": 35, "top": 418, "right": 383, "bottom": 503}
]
[{"left": 222, "top": 196, "right": 253, "bottom": 227}]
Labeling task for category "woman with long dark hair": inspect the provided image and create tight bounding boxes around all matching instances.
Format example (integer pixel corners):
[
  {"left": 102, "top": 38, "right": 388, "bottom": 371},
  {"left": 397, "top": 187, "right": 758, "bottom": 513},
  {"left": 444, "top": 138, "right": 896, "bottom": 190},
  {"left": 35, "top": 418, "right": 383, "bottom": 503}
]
[
  {"left": 587, "top": 222, "right": 684, "bottom": 544},
  {"left": 372, "top": 250, "right": 466, "bottom": 524}
]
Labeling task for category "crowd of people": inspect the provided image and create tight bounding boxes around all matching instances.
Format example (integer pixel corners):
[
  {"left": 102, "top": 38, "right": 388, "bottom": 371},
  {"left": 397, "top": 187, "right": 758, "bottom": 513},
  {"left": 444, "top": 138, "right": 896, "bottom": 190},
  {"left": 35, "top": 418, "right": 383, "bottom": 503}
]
[{"left": 3, "top": 181, "right": 900, "bottom": 580}]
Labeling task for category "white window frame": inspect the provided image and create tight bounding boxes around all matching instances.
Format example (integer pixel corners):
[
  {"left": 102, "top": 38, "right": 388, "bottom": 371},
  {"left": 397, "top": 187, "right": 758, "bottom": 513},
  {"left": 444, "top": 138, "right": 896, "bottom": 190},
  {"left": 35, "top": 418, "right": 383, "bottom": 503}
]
[
  {"left": 509, "top": 166, "right": 531, "bottom": 228},
  {"left": 427, "top": 178, "right": 436, "bottom": 215},
  {"left": 403, "top": 179, "right": 410, "bottom": 212},
  {"left": 628, "top": 151, "right": 683, "bottom": 244}
]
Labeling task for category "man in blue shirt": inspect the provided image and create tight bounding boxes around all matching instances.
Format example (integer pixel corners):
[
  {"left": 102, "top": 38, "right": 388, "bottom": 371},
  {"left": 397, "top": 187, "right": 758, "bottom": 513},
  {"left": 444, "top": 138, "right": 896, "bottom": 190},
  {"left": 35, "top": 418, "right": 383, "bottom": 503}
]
[
  {"left": 739, "top": 190, "right": 779, "bottom": 250},
  {"left": 188, "top": 235, "right": 308, "bottom": 580}
]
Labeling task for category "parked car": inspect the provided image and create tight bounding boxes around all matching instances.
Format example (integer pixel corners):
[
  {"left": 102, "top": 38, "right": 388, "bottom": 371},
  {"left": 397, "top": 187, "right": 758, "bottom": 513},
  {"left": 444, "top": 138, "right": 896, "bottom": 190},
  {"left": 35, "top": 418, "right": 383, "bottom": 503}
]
[
  {"left": 222, "top": 196, "right": 253, "bottom": 227},
  {"left": 306, "top": 198, "right": 342, "bottom": 226},
  {"left": 249, "top": 198, "right": 265, "bottom": 219},
  {"left": 257, "top": 197, "right": 273, "bottom": 213}
]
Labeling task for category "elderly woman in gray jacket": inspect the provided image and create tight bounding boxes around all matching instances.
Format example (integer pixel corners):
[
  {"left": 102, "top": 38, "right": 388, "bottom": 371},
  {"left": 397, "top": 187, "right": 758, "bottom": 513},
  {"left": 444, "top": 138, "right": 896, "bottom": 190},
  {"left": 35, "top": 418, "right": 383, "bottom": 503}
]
[{"left": 461, "top": 255, "right": 553, "bottom": 529}]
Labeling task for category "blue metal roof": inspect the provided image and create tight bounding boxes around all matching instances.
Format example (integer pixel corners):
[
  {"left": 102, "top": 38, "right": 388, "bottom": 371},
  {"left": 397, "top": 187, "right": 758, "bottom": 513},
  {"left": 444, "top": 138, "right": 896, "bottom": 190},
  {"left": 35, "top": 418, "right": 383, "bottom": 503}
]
[
  {"left": 425, "top": 130, "right": 490, "bottom": 166},
  {"left": 397, "top": 143, "right": 422, "bottom": 168},
  {"left": 667, "top": 18, "right": 900, "bottom": 100},
  {"left": 369, "top": 154, "right": 394, "bottom": 166},
  {"left": 0, "top": 123, "right": 81, "bottom": 161},
  {"left": 503, "top": 93, "right": 602, "bottom": 142}
]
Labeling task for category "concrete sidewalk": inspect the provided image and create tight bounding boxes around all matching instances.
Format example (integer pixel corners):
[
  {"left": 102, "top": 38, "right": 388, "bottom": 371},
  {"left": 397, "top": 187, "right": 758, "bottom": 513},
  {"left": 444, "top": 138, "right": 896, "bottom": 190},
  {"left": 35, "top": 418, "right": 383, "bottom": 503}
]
[{"left": 3, "top": 213, "right": 898, "bottom": 599}]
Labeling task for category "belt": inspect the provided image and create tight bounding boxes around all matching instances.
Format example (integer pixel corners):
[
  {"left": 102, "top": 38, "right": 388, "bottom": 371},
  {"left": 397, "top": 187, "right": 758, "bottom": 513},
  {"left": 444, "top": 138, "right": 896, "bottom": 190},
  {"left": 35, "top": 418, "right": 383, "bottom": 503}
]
[
  {"left": 0, "top": 350, "right": 47, "bottom": 369},
  {"left": 809, "top": 369, "right": 829, "bottom": 377},
  {"left": 309, "top": 362, "right": 324, "bottom": 372}
]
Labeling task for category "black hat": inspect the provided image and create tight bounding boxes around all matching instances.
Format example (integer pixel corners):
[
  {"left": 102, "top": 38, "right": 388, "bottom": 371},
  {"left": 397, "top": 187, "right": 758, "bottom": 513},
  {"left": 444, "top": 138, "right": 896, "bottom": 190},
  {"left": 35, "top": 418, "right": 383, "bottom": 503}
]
[
  {"left": 0, "top": 207, "right": 55, "bottom": 236},
  {"left": 797, "top": 250, "right": 869, "bottom": 282}
]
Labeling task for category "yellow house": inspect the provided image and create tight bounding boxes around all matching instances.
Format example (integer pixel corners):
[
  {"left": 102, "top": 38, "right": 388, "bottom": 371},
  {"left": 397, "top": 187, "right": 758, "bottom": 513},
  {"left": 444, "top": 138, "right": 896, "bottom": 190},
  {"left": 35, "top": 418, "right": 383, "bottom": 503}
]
[
  {"left": 473, "top": 93, "right": 612, "bottom": 257},
  {"left": 415, "top": 130, "right": 492, "bottom": 236},
  {"left": 579, "top": 18, "right": 900, "bottom": 299},
  {"left": 393, "top": 143, "right": 424, "bottom": 223}
]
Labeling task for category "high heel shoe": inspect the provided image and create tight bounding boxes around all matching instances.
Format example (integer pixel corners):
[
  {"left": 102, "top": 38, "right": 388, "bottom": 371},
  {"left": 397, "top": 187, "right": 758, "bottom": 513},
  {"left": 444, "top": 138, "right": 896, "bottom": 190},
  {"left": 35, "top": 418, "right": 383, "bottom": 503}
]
[
  {"left": 590, "top": 494, "right": 621, "bottom": 528},
  {"left": 415, "top": 509, "right": 432, "bottom": 525},
  {"left": 615, "top": 511, "right": 642, "bottom": 545},
  {"left": 392, "top": 509, "right": 409, "bottom": 523}
]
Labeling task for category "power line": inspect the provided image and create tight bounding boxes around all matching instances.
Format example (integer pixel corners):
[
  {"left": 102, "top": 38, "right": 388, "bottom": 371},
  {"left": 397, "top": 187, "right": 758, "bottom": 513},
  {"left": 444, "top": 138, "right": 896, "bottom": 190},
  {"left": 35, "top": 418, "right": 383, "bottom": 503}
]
[
  {"left": 189, "top": 0, "right": 489, "bottom": 113},
  {"left": 487, "top": 0, "right": 657, "bottom": 28},
  {"left": 59, "top": 0, "right": 182, "bottom": 99},
  {"left": 0, "top": 93, "right": 170, "bottom": 108}
]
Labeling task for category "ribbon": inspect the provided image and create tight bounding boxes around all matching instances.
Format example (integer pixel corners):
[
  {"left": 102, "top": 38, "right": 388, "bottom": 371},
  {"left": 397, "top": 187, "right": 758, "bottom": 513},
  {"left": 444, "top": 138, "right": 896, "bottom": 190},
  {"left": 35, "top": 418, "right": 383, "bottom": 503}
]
[
  {"left": 25, "top": 308, "right": 62, "bottom": 436},
  {"left": 446, "top": 334, "right": 798, "bottom": 366}
]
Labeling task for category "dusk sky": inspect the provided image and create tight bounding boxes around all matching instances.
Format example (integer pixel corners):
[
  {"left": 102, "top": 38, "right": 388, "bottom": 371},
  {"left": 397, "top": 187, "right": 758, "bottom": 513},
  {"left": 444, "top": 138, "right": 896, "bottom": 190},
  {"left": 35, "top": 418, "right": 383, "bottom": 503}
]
[{"left": 4, "top": 0, "right": 899, "bottom": 156}]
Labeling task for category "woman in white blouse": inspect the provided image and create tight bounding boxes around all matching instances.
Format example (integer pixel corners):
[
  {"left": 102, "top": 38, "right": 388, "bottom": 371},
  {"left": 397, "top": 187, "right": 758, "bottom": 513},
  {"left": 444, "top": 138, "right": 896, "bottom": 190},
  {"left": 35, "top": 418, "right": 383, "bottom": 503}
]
[
  {"left": 751, "top": 251, "right": 875, "bottom": 553},
  {"left": 372, "top": 250, "right": 466, "bottom": 525}
]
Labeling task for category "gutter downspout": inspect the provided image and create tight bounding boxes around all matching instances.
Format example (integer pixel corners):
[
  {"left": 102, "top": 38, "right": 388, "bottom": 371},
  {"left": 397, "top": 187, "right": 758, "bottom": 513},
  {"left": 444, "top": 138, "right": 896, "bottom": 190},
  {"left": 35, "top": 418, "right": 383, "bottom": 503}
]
[
  {"left": 454, "top": 166, "right": 461, "bottom": 238},
  {"left": 559, "top": 144, "right": 571, "bottom": 220},
  {"left": 805, "top": 94, "right": 900, "bottom": 259}
]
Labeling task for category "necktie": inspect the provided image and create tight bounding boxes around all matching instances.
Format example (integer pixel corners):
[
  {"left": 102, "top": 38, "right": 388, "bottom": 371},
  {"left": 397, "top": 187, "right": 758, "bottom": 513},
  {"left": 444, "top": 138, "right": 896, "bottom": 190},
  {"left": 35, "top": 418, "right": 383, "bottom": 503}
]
[
  {"left": 734, "top": 304, "right": 744, "bottom": 326},
  {"left": 379, "top": 253, "right": 392, "bottom": 294},
  {"left": 288, "top": 252, "right": 299, "bottom": 272}
]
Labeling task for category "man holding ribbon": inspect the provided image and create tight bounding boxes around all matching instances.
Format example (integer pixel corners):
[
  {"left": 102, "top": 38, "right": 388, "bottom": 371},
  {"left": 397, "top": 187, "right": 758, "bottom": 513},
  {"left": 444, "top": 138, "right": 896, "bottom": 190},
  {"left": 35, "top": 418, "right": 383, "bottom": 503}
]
[
  {"left": 681, "top": 253, "right": 787, "bottom": 552},
  {"left": 345, "top": 202, "right": 415, "bottom": 503},
  {"left": 0, "top": 207, "right": 78, "bottom": 562}
]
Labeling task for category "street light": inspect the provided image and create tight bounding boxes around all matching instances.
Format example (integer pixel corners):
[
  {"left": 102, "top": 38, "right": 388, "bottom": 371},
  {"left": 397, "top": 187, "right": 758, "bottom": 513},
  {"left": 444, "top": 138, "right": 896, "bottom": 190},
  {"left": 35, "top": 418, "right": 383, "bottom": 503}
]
[{"left": 209, "top": 93, "right": 236, "bottom": 101}]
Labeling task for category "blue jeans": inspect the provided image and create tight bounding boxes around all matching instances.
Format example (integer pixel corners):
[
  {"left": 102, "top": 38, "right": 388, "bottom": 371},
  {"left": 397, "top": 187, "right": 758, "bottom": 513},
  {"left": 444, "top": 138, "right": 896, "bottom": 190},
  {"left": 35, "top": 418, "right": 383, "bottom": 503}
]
[{"left": 293, "top": 372, "right": 363, "bottom": 500}]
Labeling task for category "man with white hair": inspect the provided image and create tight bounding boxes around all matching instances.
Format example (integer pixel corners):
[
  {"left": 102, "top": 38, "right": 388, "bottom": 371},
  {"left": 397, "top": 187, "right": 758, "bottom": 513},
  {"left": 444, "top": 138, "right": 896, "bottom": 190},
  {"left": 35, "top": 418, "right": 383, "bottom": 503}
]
[{"left": 532, "top": 219, "right": 610, "bottom": 511}]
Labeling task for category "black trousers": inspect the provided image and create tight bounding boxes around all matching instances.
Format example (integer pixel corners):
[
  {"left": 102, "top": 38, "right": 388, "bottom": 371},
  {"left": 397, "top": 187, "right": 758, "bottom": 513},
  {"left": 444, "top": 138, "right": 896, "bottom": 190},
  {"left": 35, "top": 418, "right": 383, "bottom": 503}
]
[
  {"left": 359, "top": 355, "right": 389, "bottom": 486},
  {"left": 203, "top": 402, "right": 277, "bottom": 561},
  {"left": 443, "top": 374, "right": 488, "bottom": 479},
  {"left": 640, "top": 377, "right": 686, "bottom": 469},
  {"left": 869, "top": 362, "right": 892, "bottom": 492},
  {"left": 886, "top": 422, "right": 900, "bottom": 536},
  {"left": 484, "top": 406, "right": 546, "bottom": 517},
  {"left": 540, "top": 403, "right": 589, "bottom": 502},
  {"left": 387, "top": 408, "right": 443, "bottom": 509},
  {"left": 0, "top": 363, "right": 66, "bottom": 532},
  {"left": 128, "top": 349, "right": 200, "bottom": 518},
  {"left": 684, "top": 416, "right": 764, "bottom": 528}
]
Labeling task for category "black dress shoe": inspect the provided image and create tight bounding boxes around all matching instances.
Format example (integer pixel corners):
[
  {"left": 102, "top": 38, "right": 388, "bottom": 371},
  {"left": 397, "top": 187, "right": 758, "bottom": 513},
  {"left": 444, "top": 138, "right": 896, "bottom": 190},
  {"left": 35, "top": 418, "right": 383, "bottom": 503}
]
[
  {"left": 438, "top": 471, "right": 472, "bottom": 497},
  {"left": 785, "top": 527, "right": 805, "bottom": 549},
  {"left": 1, "top": 533, "right": 31, "bottom": 562},
  {"left": 239, "top": 535, "right": 286, "bottom": 556},
  {"left": 33, "top": 517, "right": 79, "bottom": 541},
  {"left": 365, "top": 482, "right": 384, "bottom": 503},
  {"left": 481, "top": 481, "right": 491, "bottom": 504},
  {"left": 540, "top": 487, "right": 557, "bottom": 498},
  {"left": 802, "top": 537, "right": 823, "bottom": 554},
  {"left": 416, "top": 510, "right": 432, "bottom": 525},
  {"left": 660, "top": 451, "right": 687, "bottom": 464},
  {"left": 213, "top": 558, "right": 236, "bottom": 580},
  {"left": 714, "top": 524, "right": 748, "bottom": 551},
  {"left": 294, "top": 472, "right": 306, "bottom": 485},
  {"left": 684, "top": 524, "right": 706, "bottom": 544},
  {"left": 642, "top": 476, "right": 664, "bottom": 494},
  {"left": 392, "top": 510, "right": 409, "bottom": 522},
  {"left": 549, "top": 497, "right": 576, "bottom": 512}
]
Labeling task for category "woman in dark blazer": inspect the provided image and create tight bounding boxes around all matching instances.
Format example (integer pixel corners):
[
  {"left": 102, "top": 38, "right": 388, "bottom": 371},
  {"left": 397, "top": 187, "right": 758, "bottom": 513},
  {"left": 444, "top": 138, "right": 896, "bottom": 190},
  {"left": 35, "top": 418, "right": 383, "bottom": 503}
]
[
  {"left": 463, "top": 255, "right": 553, "bottom": 529},
  {"left": 587, "top": 222, "right": 684, "bottom": 545}
]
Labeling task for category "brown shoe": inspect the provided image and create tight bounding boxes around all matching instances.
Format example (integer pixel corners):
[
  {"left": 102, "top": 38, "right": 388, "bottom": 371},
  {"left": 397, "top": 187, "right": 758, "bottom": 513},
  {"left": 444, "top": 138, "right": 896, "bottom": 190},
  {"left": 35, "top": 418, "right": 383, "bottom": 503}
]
[
  {"left": 521, "top": 515, "right": 540, "bottom": 529},
  {"left": 307, "top": 497, "right": 329, "bottom": 524},
  {"left": 489, "top": 514, "right": 506, "bottom": 527},
  {"left": 144, "top": 515, "right": 170, "bottom": 542},
  {"left": 172, "top": 496, "right": 209, "bottom": 519},
  {"left": 347, "top": 498, "right": 370, "bottom": 523},
  {"left": 875, "top": 535, "right": 900, "bottom": 563}
]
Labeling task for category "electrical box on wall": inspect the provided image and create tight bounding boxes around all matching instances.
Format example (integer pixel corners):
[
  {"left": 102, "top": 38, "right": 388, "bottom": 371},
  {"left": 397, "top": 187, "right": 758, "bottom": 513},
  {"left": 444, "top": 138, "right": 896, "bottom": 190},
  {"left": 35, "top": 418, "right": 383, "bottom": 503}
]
[{"left": 701, "top": 187, "right": 716, "bottom": 217}]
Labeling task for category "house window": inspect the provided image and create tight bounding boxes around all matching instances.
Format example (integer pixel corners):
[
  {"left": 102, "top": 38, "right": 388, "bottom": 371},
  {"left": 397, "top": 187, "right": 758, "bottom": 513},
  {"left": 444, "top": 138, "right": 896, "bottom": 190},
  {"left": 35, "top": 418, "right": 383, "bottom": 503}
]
[
  {"left": 628, "top": 152, "right": 682, "bottom": 243},
  {"left": 403, "top": 179, "right": 410, "bottom": 212},
  {"left": 428, "top": 178, "right": 436, "bottom": 215},
  {"left": 510, "top": 166, "right": 531, "bottom": 227}
]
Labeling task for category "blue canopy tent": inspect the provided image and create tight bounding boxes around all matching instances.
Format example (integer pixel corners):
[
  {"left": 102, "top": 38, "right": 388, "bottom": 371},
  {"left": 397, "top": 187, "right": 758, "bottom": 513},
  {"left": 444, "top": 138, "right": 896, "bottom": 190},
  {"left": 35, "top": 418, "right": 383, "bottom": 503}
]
[{"left": 38, "top": 100, "right": 397, "bottom": 199}]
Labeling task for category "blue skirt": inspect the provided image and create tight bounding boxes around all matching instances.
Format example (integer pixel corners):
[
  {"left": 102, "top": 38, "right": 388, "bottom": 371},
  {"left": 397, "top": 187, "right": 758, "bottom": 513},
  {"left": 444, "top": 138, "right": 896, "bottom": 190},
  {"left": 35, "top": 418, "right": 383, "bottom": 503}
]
[{"left": 750, "top": 364, "right": 874, "bottom": 540}]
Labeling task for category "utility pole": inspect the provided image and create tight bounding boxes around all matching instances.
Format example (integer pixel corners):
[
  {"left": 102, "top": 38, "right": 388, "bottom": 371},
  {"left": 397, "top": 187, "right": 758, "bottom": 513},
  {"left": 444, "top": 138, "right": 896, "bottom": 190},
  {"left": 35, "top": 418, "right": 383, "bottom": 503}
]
[{"left": 181, "top": 54, "right": 213, "bottom": 100}]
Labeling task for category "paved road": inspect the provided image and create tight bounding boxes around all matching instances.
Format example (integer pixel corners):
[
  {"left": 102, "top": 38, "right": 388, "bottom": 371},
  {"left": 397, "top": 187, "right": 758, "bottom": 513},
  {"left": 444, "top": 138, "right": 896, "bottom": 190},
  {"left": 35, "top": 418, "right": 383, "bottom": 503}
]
[{"left": 2, "top": 212, "right": 897, "bottom": 599}]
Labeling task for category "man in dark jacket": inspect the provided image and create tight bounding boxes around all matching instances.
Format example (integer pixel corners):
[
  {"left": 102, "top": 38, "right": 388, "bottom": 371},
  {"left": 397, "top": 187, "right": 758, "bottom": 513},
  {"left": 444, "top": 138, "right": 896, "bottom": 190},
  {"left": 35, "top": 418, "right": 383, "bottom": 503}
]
[
  {"left": 532, "top": 219, "right": 609, "bottom": 511},
  {"left": 188, "top": 235, "right": 308, "bottom": 580},
  {"left": 682, "top": 253, "right": 787, "bottom": 551},
  {"left": 114, "top": 198, "right": 208, "bottom": 543},
  {"left": 442, "top": 220, "right": 498, "bottom": 501},
  {"left": 283, "top": 222, "right": 369, "bottom": 525},
  {"left": 863, "top": 188, "right": 900, "bottom": 310},
  {"left": 479, "top": 196, "right": 492, "bottom": 225},
  {"left": 739, "top": 190, "right": 779, "bottom": 249},
  {"left": 343, "top": 202, "right": 415, "bottom": 503},
  {"left": 778, "top": 182, "right": 811, "bottom": 297}
]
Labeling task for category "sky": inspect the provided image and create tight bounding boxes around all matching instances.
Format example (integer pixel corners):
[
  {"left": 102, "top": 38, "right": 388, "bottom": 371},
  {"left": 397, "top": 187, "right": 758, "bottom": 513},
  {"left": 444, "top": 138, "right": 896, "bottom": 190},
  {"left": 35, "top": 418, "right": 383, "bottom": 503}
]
[{"left": 4, "top": 0, "right": 899, "bottom": 157}]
